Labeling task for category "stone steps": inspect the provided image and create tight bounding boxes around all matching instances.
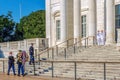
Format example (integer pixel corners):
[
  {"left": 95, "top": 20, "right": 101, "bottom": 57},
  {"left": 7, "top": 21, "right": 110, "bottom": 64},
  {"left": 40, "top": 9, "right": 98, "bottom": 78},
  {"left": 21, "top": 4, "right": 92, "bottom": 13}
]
[
  {"left": 32, "top": 45, "right": 120, "bottom": 79},
  {"left": 1, "top": 45, "right": 120, "bottom": 80}
]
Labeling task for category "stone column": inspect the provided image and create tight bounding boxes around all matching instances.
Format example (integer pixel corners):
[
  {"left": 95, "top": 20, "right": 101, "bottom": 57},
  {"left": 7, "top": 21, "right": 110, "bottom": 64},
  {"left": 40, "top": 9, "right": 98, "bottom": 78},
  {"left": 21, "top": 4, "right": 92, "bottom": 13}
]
[
  {"left": 46, "top": 0, "right": 51, "bottom": 47},
  {"left": 117, "top": 29, "right": 120, "bottom": 46},
  {"left": 60, "top": 0, "right": 67, "bottom": 43},
  {"left": 106, "top": 0, "right": 115, "bottom": 45},
  {"left": 117, "top": 29, "right": 120, "bottom": 50},
  {"left": 18, "top": 41, "right": 21, "bottom": 50},
  {"left": 88, "top": 0, "right": 96, "bottom": 45},
  {"left": 7, "top": 42, "right": 10, "bottom": 50},
  {"left": 24, "top": 39, "right": 27, "bottom": 51},
  {"left": 74, "top": 0, "right": 81, "bottom": 44},
  {"left": 36, "top": 38, "right": 40, "bottom": 56}
]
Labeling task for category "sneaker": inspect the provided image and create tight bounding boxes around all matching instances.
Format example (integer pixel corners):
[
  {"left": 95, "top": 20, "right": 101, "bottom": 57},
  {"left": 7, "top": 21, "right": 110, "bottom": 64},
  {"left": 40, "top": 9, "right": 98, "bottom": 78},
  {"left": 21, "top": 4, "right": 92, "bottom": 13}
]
[
  {"left": 17, "top": 74, "right": 20, "bottom": 76},
  {"left": 14, "top": 74, "right": 16, "bottom": 76},
  {"left": 7, "top": 73, "right": 9, "bottom": 75},
  {"left": 22, "top": 74, "right": 26, "bottom": 77}
]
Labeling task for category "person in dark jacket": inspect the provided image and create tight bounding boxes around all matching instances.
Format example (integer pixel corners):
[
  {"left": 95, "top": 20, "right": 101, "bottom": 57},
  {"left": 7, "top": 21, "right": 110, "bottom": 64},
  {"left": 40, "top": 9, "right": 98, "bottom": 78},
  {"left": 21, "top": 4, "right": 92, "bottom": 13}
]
[
  {"left": 7, "top": 51, "right": 16, "bottom": 75},
  {"left": 29, "top": 43, "right": 34, "bottom": 65}
]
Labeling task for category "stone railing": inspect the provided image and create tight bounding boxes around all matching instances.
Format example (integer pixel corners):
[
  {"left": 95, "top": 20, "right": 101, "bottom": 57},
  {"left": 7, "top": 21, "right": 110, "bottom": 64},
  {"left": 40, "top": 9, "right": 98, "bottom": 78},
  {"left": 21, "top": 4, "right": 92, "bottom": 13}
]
[
  {"left": 0, "top": 38, "right": 49, "bottom": 57},
  {"left": 0, "top": 59, "right": 120, "bottom": 80}
]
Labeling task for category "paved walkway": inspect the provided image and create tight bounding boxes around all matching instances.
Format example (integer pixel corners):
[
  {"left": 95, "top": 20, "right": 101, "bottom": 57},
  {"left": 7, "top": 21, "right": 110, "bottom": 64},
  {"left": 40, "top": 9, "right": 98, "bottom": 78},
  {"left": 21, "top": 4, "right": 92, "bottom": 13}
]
[
  {"left": 0, "top": 73, "right": 74, "bottom": 80},
  {"left": 0, "top": 73, "right": 47, "bottom": 80}
]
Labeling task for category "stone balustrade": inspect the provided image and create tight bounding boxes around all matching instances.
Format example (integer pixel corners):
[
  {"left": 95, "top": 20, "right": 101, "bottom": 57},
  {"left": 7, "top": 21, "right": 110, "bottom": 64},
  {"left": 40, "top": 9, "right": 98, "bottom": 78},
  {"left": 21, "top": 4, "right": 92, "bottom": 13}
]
[{"left": 0, "top": 38, "right": 49, "bottom": 57}]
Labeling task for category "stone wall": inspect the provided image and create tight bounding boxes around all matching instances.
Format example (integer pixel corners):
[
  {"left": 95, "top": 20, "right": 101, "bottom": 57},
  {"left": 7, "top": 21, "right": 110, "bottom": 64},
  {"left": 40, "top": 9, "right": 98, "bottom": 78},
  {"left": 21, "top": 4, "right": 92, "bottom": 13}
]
[{"left": 0, "top": 38, "right": 48, "bottom": 57}]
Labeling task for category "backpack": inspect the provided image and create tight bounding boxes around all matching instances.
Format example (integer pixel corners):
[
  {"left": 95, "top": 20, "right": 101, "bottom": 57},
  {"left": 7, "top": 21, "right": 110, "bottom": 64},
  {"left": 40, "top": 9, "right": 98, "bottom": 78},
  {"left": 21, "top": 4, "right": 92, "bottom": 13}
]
[
  {"left": 16, "top": 53, "right": 22, "bottom": 64},
  {"left": 23, "top": 53, "right": 29, "bottom": 61}
]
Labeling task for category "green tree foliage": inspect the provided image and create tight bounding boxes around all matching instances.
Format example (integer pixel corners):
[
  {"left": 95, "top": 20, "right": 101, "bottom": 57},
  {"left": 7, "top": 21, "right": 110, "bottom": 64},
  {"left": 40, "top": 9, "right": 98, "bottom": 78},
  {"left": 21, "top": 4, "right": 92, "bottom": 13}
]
[
  {"left": 19, "top": 10, "right": 45, "bottom": 39},
  {"left": 0, "top": 10, "right": 46, "bottom": 42},
  {"left": 0, "top": 11, "right": 15, "bottom": 42},
  {"left": 12, "top": 23, "right": 23, "bottom": 41}
]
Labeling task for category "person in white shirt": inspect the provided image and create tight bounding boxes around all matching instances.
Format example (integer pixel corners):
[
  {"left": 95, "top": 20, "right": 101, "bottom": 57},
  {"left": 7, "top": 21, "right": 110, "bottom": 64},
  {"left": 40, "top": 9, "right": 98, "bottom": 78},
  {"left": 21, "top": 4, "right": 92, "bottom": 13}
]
[
  {"left": 100, "top": 30, "right": 105, "bottom": 45},
  {"left": 97, "top": 30, "right": 101, "bottom": 45}
]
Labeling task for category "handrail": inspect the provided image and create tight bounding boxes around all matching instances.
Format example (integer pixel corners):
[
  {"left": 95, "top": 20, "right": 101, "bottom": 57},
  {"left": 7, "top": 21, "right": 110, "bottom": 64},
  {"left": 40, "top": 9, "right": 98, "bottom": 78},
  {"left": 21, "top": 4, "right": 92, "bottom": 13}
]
[
  {"left": 81, "top": 37, "right": 89, "bottom": 41},
  {"left": 74, "top": 36, "right": 89, "bottom": 46},
  {"left": 0, "top": 59, "right": 120, "bottom": 80},
  {"left": 36, "top": 60, "right": 120, "bottom": 63},
  {"left": 37, "top": 38, "right": 75, "bottom": 56},
  {"left": 37, "top": 37, "right": 87, "bottom": 56},
  {"left": 37, "top": 47, "right": 53, "bottom": 56},
  {"left": 81, "top": 36, "right": 97, "bottom": 45},
  {"left": 36, "top": 60, "right": 120, "bottom": 80},
  {"left": 37, "top": 36, "right": 95, "bottom": 60},
  {"left": 3, "top": 58, "right": 120, "bottom": 63},
  {"left": 57, "top": 38, "right": 74, "bottom": 46}
]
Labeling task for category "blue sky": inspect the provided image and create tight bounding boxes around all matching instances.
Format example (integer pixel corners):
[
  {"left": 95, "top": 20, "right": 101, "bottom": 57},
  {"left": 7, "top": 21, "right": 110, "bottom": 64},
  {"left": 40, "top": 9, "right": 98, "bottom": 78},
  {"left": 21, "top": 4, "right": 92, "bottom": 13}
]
[{"left": 0, "top": 0, "right": 45, "bottom": 23}]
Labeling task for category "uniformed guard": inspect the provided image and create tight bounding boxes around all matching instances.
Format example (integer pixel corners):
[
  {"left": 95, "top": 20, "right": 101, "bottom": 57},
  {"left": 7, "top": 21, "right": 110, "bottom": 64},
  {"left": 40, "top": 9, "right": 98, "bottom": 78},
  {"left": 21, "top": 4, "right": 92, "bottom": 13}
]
[
  {"left": 97, "top": 30, "right": 101, "bottom": 45},
  {"left": 100, "top": 30, "right": 105, "bottom": 45}
]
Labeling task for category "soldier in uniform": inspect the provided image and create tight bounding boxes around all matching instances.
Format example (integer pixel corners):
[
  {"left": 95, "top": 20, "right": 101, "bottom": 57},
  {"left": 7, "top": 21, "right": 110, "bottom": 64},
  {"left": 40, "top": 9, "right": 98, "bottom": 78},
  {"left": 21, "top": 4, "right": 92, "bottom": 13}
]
[
  {"left": 100, "top": 30, "right": 105, "bottom": 45},
  {"left": 97, "top": 30, "right": 101, "bottom": 45}
]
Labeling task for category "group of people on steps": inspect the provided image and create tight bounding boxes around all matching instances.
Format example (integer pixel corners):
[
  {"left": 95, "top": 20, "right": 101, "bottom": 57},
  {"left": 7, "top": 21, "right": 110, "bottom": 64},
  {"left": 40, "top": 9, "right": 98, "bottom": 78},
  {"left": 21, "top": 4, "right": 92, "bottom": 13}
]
[
  {"left": 7, "top": 43, "right": 34, "bottom": 77},
  {"left": 96, "top": 30, "right": 105, "bottom": 46}
]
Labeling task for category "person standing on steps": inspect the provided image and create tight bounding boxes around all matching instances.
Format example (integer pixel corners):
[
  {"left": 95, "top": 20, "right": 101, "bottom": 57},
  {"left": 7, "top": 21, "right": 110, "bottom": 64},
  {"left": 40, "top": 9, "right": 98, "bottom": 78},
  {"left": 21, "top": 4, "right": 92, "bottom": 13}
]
[
  {"left": 100, "top": 30, "right": 105, "bottom": 45},
  {"left": 97, "top": 30, "right": 101, "bottom": 46},
  {"left": 29, "top": 43, "right": 34, "bottom": 65}
]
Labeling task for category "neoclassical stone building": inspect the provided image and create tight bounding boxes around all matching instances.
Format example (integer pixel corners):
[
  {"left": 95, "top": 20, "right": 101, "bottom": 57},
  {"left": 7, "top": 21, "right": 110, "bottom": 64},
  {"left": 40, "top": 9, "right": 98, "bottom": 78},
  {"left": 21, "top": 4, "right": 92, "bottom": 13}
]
[{"left": 46, "top": 0, "right": 120, "bottom": 47}]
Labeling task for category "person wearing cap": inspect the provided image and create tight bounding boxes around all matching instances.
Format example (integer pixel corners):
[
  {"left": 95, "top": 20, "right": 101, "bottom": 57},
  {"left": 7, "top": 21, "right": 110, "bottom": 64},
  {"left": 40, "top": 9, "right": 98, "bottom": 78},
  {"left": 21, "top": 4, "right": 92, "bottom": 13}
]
[
  {"left": 16, "top": 50, "right": 25, "bottom": 77},
  {"left": 7, "top": 51, "right": 16, "bottom": 75}
]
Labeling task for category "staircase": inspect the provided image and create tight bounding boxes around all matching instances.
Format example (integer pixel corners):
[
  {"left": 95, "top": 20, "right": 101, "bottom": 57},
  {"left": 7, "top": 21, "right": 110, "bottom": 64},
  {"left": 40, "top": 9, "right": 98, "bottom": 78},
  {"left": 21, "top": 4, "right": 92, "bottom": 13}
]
[
  {"left": 67, "top": 45, "right": 120, "bottom": 62},
  {"left": 1, "top": 45, "right": 120, "bottom": 80},
  {"left": 23, "top": 45, "right": 120, "bottom": 80}
]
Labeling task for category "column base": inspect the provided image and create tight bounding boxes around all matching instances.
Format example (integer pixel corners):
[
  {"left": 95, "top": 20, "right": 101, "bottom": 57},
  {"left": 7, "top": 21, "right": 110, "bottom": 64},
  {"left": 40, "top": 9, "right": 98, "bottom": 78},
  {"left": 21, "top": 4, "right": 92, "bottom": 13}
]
[
  {"left": 116, "top": 42, "right": 120, "bottom": 51},
  {"left": 74, "top": 37, "right": 82, "bottom": 46},
  {"left": 88, "top": 36, "right": 96, "bottom": 46},
  {"left": 105, "top": 40, "right": 115, "bottom": 45}
]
